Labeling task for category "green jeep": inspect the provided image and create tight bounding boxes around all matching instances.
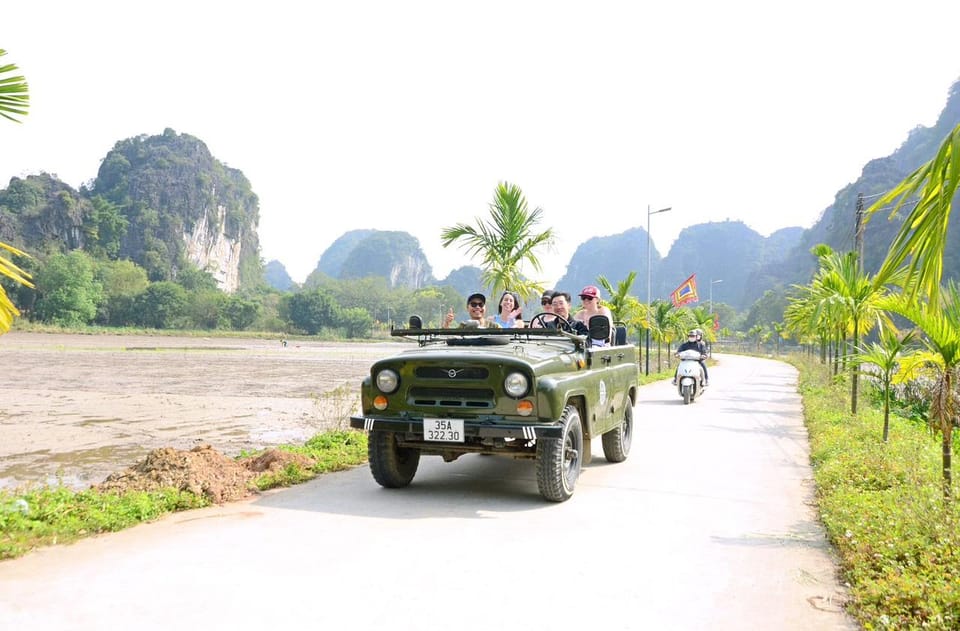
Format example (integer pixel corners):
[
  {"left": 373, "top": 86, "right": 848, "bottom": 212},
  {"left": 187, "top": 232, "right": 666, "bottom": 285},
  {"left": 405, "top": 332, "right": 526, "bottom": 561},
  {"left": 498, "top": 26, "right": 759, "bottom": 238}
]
[{"left": 349, "top": 314, "right": 638, "bottom": 501}]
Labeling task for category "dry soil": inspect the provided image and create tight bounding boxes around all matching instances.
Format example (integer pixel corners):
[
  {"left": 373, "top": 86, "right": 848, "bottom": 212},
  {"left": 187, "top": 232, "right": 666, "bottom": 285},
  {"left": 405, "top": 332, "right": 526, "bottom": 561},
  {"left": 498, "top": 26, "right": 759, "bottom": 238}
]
[{"left": 0, "top": 331, "right": 396, "bottom": 491}]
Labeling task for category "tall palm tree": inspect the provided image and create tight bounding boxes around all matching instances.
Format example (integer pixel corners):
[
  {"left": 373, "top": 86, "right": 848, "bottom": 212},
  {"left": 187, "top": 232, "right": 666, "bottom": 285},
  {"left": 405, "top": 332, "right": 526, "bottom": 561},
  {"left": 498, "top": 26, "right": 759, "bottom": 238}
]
[
  {"left": 0, "top": 50, "right": 32, "bottom": 333},
  {"left": 815, "top": 250, "right": 900, "bottom": 414},
  {"left": 440, "top": 182, "right": 555, "bottom": 303},
  {"left": 864, "top": 122, "right": 960, "bottom": 306},
  {"left": 878, "top": 284, "right": 960, "bottom": 499}
]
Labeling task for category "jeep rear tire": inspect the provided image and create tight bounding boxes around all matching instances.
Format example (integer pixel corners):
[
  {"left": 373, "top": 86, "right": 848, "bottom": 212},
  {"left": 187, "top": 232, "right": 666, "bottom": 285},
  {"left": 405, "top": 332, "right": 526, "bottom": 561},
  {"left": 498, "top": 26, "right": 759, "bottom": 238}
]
[
  {"left": 601, "top": 402, "right": 632, "bottom": 463},
  {"left": 368, "top": 430, "right": 420, "bottom": 488},
  {"left": 536, "top": 405, "right": 583, "bottom": 502}
]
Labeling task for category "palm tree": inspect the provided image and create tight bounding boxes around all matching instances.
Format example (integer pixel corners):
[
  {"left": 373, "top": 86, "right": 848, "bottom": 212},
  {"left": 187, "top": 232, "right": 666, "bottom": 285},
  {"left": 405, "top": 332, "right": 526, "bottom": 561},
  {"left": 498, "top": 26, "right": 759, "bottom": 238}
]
[
  {"left": 878, "top": 283, "right": 960, "bottom": 499},
  {"left": 688, "top": 306, "right": 717, "bottom": 343},
  {"left": 747, "top": 324, "right": 765, "bottom": 352},
  {"left": 815, "top": 249, "right": 901, "bottom": 414},
  {"left": 597, "top": 272, "right": 638, "bottom": 323},
  {"left": 850, "top": 327, "right": 916, "bottom": 442},
  {"left": 0, "top": 50, "right": 32, "bottom": 333},
  {"left": 771, "top": 321, "right": 786, "bottom": 355},
  {"left": 864, "top": 122, "right": 960, "bottom": 306},
  {"left": 440, "top": 182, "right": 555, "bottom": 302},
  {"left": 649, "top": 300, "right": 681, "bottom": 371}
]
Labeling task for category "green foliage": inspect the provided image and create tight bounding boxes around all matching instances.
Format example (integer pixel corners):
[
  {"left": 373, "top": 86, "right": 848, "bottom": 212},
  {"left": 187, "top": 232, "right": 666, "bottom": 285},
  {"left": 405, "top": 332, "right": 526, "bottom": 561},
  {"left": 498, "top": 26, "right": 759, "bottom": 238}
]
[
  {"left": 94, "top": 258, "right": 149, "bottom": 325},
  {"left": 133, "top": 281, "right": 187, "bottom": 328},
  {"left": 83, "top": 195, "right": 128, "bottom": 258},
  {"left": 338, "top": 306, "right": 373, "bottom": 339},
  {"left": 0, "top": 48, "right": 29, "bottom": 123},
  {"left": 742, "top": 287, "right": 789, "bottom": 331},
  {"left": 184, "top": 289, "right": 228, "bottom": 329},
  {"left": 0, "top": 487, "right": 207, "bottom": 560},
  {"left": 223, "top": 294, "right": 261, "bottom": 330},
  {"left": 33, "top": 251, "right": 103, "bottom": 326},
  {"left": 286, "top": 288, "right": 340, "bottom": 334},
  {"left": 176, "top": 264, "right": 219, "bottom": 292},
  {"left": 247, "top": 431, "right": 368, "bottom": 490}
]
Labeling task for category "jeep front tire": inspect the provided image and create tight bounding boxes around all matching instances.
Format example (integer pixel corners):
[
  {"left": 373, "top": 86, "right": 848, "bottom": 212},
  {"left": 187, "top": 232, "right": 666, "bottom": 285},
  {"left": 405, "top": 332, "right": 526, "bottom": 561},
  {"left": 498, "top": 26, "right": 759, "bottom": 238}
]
[
  {"left": 368, "top": 430, "right": 420, "bottom": 488},
  {"left": 536, "top": 405, "right": 583, "bottom": 502}
]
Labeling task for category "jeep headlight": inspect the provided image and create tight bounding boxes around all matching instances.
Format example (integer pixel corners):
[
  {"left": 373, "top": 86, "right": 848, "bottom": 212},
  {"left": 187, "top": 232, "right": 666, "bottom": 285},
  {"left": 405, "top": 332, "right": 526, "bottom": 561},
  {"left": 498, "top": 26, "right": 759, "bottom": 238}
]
[
  {"left": 375, "top": 369, "right": 399, "bottom": 394},
  {"left": 504, "top": 372, "right": 529, "bottom": 398}
]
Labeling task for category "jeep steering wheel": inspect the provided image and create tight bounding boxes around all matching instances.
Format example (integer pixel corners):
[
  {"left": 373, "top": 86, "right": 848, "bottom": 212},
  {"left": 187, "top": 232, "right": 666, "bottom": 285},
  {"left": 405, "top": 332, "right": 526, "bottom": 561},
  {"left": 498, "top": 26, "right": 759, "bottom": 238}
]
[{"left": 529, "top": 312, "right": 572, "bottom": 331}]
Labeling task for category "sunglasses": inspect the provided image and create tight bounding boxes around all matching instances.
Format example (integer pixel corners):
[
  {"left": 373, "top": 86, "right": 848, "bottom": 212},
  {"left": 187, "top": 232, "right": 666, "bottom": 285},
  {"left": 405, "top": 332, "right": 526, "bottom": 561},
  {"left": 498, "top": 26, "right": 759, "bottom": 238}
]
[
  {"left": 541, "top": 300, "right": 551, "bottom": 305},
  {"left": 468, "top": 301, "right": 485, "bottom": 308},
  {"left": 580, "top": 296, "right": 595, "bottom": 301}
]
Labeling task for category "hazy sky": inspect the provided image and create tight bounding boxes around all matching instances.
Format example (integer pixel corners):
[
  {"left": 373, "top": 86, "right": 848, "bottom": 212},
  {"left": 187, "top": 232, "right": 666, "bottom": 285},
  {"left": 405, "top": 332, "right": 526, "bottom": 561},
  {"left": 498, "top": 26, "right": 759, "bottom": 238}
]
[{"left": 3, "top": 1, "right": 960, "bottom": 285}]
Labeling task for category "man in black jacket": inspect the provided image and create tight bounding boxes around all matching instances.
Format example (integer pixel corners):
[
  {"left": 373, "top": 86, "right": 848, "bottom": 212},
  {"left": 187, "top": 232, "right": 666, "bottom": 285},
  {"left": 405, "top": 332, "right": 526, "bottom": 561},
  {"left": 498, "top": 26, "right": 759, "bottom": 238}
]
[
  {"left": 547, "top": 291, "right": 589, "bottom": 335},
  {"left": 673, "top": 329, "right": 709, "bottom": 386}
]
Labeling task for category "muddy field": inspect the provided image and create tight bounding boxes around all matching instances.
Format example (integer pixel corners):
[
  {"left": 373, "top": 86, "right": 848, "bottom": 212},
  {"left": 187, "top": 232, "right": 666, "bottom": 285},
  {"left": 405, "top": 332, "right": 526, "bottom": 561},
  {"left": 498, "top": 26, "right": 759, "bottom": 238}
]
[{"left": 0, "top": 332, "right": 399, "bottom": 490}]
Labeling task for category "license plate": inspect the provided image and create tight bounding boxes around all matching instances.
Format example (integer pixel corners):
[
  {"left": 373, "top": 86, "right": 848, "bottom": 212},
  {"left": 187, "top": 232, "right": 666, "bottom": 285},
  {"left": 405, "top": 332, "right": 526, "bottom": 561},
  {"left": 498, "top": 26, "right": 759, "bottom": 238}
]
[{"left": 423, "top": 418, "right": 464, "bottom": 442}]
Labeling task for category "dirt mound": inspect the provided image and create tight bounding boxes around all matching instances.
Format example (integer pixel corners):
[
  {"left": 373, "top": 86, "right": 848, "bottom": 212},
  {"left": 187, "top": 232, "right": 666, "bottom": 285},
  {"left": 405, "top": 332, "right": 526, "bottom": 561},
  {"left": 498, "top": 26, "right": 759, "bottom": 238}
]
[
  {"left": 245, "top": 448, "right": 315, "bottom": 473},
  {"left": 95, "top": 444, "right": 256, "bottom": 504}
]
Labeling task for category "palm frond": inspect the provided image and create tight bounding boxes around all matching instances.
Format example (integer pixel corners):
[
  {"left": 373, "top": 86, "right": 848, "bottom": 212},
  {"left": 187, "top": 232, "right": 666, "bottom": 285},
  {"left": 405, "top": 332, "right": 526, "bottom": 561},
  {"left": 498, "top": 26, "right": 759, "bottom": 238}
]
[{"left": 864, "top": 122, "right": 960, "bottom": 305}]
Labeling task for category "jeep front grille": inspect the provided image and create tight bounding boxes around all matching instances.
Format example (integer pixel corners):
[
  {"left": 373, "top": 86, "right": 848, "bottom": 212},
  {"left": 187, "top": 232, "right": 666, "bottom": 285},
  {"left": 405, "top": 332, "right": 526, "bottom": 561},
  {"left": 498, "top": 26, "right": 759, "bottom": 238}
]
[
  {"left": 415, "top": 367, "right": 490, "bottom": 380},
  {"left": 408, "top": 387, "right": 495, "bottom": 408}
]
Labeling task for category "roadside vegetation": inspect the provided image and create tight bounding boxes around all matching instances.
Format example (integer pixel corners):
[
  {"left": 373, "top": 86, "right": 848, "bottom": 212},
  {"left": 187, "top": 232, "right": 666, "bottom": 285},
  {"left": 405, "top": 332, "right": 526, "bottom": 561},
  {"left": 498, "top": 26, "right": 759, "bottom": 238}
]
[
  {"left": 792, "top": 353, "right": 960, "bottom": 629},
  {"left": 0, "top": 430, "right": 367, "bottom": 561}
]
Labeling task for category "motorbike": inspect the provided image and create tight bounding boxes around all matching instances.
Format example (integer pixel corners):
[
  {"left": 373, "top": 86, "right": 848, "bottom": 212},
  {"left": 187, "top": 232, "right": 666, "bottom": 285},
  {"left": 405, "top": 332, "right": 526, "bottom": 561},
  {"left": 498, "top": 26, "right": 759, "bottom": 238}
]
[{"left": 676, "top": 349, "right": 707, "bottom": 404}]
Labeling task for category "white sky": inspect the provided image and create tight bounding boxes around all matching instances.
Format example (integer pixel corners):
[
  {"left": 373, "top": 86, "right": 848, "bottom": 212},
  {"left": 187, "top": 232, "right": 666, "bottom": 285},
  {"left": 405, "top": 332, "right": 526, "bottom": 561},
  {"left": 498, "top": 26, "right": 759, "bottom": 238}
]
[{"left": 3, "top": 1, "right": 959, "bottom": 285}]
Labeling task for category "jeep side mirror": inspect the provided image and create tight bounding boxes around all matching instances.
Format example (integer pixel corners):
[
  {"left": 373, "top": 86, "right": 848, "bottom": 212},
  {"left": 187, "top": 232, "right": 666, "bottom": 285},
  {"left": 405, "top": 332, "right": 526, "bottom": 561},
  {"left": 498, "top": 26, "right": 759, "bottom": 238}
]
[
  {"left": 408, "top": 315, "right": 422, "bottom": 329},
  {"left": 588, "top": 315, "right": 610, "bottom": 347}
]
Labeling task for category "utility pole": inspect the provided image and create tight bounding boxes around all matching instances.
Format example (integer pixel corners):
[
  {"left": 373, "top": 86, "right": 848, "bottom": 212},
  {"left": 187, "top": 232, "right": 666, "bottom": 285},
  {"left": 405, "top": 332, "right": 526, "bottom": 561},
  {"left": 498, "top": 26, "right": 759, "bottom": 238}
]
[{"left": 854, "top": 192, "right": 865, "bottom": 273}]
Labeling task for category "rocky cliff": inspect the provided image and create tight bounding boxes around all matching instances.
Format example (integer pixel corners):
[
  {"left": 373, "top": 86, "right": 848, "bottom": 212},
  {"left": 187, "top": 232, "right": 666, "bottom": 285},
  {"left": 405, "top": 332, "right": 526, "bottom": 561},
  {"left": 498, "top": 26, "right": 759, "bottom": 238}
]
[{"left": 91, "top": 129, "right": 261, "bottom": 292}]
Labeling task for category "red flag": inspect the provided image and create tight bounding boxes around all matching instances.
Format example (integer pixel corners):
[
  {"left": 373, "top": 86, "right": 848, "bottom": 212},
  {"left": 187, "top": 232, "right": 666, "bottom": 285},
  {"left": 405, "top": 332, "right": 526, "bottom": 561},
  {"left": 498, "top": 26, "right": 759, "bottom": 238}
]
[
  {"left": 713, "top": 313, "right": 720, "bottom": 331},
  {"left": 670, "top": 274, "right": 699, "bottom": 307}
]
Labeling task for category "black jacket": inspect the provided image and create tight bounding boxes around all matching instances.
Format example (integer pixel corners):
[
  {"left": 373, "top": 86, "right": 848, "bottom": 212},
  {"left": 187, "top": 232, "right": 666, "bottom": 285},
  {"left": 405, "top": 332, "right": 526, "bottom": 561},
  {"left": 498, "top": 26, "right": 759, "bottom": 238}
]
[
  {"left": 548, "top": 318, "right": 589, "bottom": 335},
  {"left": 677, "top": 340, "right": 705, "bottom": 355}
]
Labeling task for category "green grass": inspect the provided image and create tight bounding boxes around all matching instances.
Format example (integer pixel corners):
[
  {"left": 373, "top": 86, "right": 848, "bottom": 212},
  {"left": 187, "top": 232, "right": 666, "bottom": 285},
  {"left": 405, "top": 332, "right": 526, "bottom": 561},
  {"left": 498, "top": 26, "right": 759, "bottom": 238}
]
[
  {"left": 790, "top": 354, "right": 960, "bottom": 630},
  {"left": 0, "top": 430, "right": 368, "bottom": 561},
  {"left": 0, "top": 487, "right": 208, "bottom": 560},
  {"left": 243, "top": 430, "right": 369, "bottom": 490}
]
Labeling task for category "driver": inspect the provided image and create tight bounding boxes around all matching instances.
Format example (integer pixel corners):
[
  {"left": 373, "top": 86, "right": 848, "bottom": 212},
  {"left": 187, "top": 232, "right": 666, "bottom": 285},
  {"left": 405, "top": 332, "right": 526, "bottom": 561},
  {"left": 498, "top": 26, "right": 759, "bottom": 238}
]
[
  {"left": 547, "top": 292, "right": 589, "bottom": 335},
  {"left": 673, "top": 329, "right": 708, "bottom": 386}
]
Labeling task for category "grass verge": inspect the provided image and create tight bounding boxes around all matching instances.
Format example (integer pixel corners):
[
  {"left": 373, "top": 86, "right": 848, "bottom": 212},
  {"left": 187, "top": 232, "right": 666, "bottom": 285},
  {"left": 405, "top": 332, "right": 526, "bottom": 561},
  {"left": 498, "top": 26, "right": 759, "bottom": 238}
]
[
  {"left": 0, "top": 430, "right": 368, "bottom": 561},
  {"left": 789, "top": 354, "right": 960, "bottom": 630}
]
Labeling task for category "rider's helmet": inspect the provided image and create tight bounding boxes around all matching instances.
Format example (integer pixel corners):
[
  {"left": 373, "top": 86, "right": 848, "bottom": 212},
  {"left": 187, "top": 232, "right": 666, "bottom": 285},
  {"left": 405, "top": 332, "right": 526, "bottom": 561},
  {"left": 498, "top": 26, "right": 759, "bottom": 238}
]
[
  {"left": 687, "top": 330, "right": 697, "bottom": 340},
  {"left": 694, "top": 328, "right": 703, "bottom": 339}
]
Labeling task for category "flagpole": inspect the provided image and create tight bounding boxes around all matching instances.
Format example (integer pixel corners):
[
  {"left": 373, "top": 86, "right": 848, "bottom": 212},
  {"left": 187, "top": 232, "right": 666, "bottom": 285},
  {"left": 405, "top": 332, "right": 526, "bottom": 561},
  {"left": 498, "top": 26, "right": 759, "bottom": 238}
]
[{"left": 646, "top": 205, "right": 671, "bottom": 375}]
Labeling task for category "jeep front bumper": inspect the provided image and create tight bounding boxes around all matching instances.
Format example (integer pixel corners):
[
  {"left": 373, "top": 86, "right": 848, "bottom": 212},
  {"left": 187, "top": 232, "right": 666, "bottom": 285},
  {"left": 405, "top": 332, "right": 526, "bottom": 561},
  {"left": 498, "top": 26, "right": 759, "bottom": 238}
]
[{"left": 349, "top": 416, "right": 564, "bottom": 440}]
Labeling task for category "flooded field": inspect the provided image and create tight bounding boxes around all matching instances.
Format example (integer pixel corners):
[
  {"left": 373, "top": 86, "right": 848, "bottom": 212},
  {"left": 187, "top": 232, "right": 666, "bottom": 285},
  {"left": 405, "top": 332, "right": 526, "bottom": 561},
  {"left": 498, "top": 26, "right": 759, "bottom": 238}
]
[{"left": 0, "top": 332, "right": 399, "bottom": 490}]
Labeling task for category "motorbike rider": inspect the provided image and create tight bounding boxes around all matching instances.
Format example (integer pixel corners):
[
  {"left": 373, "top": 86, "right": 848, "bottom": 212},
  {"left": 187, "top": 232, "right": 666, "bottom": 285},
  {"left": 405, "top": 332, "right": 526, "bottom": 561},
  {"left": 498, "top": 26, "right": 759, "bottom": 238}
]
[{"left": 673, "top": 329, "right": 709, "bottom": 386}]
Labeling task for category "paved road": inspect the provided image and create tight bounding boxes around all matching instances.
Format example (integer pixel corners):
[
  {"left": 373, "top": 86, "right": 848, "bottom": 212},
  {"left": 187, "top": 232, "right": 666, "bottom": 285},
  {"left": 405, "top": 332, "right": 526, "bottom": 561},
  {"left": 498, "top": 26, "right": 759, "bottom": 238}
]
[{"left": 0, "top": 354, "right": 858, "bottom": 630}]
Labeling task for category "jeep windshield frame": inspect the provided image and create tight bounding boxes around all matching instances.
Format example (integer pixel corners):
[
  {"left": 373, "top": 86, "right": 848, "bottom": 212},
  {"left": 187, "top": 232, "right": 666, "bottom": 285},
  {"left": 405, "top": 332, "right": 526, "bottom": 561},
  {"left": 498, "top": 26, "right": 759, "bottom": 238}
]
[{"left": 390, "top": 326, "right": 588, "bottom": 350}]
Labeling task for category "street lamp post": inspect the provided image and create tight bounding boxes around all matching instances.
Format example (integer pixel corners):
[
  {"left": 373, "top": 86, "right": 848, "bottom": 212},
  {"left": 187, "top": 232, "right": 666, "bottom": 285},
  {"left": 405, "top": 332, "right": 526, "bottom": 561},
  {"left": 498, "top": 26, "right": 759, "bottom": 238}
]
[
  {"left": 645, "top": 205, "right": 672, "bottom": 375},
  {"left": 709, "top": 279, "right": 723, "bottom": 313}
]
